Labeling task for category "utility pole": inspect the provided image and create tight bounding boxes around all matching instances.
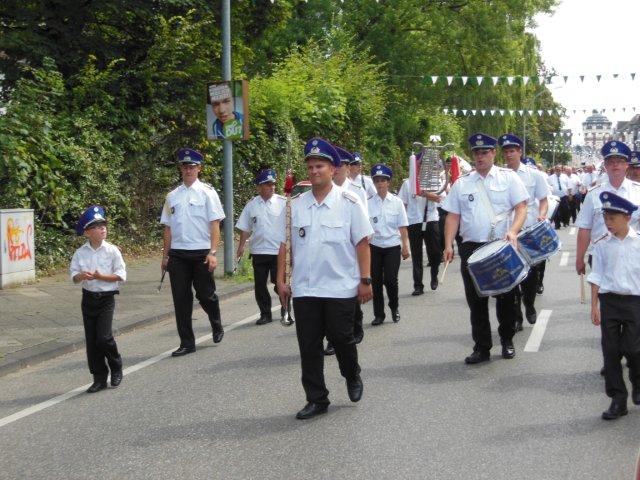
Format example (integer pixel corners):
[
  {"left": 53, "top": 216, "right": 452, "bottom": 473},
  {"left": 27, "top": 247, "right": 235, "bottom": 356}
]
[{"left": 221, "top": 0, "right": 234, "bottom": 274}]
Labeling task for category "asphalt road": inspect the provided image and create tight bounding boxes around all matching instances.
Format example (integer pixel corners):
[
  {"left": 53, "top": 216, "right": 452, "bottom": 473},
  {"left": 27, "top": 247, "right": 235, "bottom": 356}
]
[{"left": 1, "top": 227, "right": 639, "bottom": 480}]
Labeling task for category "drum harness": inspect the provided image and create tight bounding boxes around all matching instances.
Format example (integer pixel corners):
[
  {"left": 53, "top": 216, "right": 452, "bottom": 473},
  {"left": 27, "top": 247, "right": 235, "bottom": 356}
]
[{"left": 476, "top": 178, "right": 511, "bottom": 241}]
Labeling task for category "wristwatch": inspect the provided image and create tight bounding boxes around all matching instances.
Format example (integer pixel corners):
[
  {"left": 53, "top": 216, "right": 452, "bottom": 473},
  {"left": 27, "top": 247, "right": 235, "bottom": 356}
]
[
  {"left": 208, "top": 250, "right": 217, "bottom": 256},
  {"left": 360, "top": 277, "right": 372, "bottom": 285}
]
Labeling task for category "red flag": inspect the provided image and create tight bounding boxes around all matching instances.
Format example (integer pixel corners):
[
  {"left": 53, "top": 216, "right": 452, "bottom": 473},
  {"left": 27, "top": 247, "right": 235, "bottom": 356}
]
[
  {"left": 283, "top": 169, "right": 295, "bottom": 195},
  {"left": 449, "top": 154, "right": 461, "bottom": 185}
]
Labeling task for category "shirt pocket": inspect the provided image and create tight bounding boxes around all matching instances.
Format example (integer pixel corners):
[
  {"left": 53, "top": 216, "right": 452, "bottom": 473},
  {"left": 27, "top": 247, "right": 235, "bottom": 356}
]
[
  {"left": 188, "top": 197, "right": 207, "bottom": 219},
  {"left": 488, "top": 183, "right": 509, "bottom": 208},
  {"left": 292, "top": 220, "right": 311, "bottom": 245},
  {"left": 459, "top": 185, "right": 478, "bottom": 207},
  {"left": 98, "top": 256, "right": 113, "bottom": 273},
  {"left": 369, "top": 208, "right": 382, "bottom": 233},
  {"left": 320, "top": 219, "right": 348, "bottom": 244}
]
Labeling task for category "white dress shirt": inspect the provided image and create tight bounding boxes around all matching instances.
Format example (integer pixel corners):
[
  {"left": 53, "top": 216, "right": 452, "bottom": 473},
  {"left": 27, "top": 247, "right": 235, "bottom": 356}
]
[
  {"left": 575, "top": 178, "right": 640, "bottom": 243},
  {"left": 513, "top": 162, "right": 550, "bottom": 229},
  {"left": 334, "top": 178, "right": 367, "bottom": 208},
  {"left": 367, "top": 193, "right": 409, "bottom": 248},
  {"left": 352, "top": 174, "right": 376, "bottom": 197},
  {"left": 547, "top": 173, "right": 569, "bottom": 198},
  {"left": 236, "top": 194, "right": 286, "bottom": 255},
  {"left": 588, "top": 228, "right": 640, "bottom": 295},
  {"left": 398, "top": 178, "right": 439, "bottom": 224},
  {"left": 276, "top": 185, "right": 373, "bottom": 298},
  {"left": 566, "top": 173, "right": 581, "bottom": 195},
  {"left": 70, "top": 240, "right": 126, "bottom": 292},
  {"left": 442, "top": 165, "right": 529, "bottom": 242},
  {"left": 160, "top": 179, "right": 226, "bottom": 250}
]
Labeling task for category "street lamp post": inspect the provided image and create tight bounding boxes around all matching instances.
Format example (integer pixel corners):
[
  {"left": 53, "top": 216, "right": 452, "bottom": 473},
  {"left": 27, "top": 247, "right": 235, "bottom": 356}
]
[{"left": 221, "top": 0, "right": 234, "bottom": 274}]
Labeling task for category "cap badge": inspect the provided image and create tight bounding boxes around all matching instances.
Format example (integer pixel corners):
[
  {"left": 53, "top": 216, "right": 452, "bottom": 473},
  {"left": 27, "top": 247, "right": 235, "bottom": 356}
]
[
  {"left": 310, "top": 146, "right": 320, "bottom": 154},
  {"left": 476, "top": 140, "right": 484, "bottom": 146}
]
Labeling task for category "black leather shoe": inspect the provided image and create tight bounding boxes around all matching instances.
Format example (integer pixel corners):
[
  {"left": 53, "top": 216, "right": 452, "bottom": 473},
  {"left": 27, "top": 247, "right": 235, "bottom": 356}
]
[
  {"left": 86, "top": 381, "right": 107, "bottom": 393},
  {"left": 171, "top": 346, "right": 196, "bottom": 357},
  {"left": 346, "top": 375, "right": 363, "bottom": 402},
  {"left": 537, "top": 285, "right": 544, "bottom": 295},
  {"left": 391, "top": 310, "right": 400, "bottom": 323},
  {"left": 354, "top": 331, "right": 364, "bottom": 344},
  {"left": 502, "top": 342, "right": 516, "bottom": 359},
  {"left": 213, "top": 330, "right": 224, "bottom": 344},
  {"left": 464, "top": 351, "right": 490, "bottom": 365},
  {"left": 600, "top": 366, "right": 605, "bottom": 376},
  {"left": 430, "top": 279, "right": 438, "bottom": 290},
  {"left": 371, "top": 317, "right": 384, "bottom": 326},
  {"left": 296, "top": 402, "right": 328, "bottom": 420},
  {"left": 602, "top": 399, "right": 628, "bottom": 420},
  {"left": 526, "top": 309, "right": 537, "bottom": 324},
  {"left": 256, "top": 314, "right": 273, "bottom": 325},
  {"left": 324, "top": 342, "right": 335, "bottom": 356},
  {"left": 111, "top": 371, "right": 123, "bottom": 387},
  {"left": 515, "top": 320, "right": 523, "bottom": 332},
  {"left": 411, "top": 288, "right": 424, "bottom": 296},
  {"left": 632, "top": 388, "right": 640, "bottom": 406}
]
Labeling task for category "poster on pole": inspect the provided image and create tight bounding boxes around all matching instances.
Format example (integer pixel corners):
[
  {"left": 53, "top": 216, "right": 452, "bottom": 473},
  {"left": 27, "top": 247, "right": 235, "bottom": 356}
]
[{"left": 206, "top": 80, "right": 249, "bottom": 141}]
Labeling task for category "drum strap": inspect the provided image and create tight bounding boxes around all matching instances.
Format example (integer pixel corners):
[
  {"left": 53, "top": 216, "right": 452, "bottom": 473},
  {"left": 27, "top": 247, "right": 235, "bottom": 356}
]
[{"left": 477, "top": 179, "right": 510, "bottom": 241}]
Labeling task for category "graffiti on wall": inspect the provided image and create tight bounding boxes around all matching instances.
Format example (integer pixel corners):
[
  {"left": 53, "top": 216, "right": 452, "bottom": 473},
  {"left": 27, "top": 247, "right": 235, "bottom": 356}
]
[{"left": 7, "top": 218, "right": 33, "bottom": 262}]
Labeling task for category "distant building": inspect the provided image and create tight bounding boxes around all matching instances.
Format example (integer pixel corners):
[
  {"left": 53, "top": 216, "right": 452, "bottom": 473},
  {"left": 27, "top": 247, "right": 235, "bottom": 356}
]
[
  {"left": 582, "top": 110, "right": 612, "bottom": 151},
  {"left": 613, "top": 114, "right": 640, "bottom": 149}
]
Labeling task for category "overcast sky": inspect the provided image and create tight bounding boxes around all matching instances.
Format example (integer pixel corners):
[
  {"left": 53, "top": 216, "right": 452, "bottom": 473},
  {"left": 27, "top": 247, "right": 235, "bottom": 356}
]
[{"left": 533, "top": 0, "right": 640, "bottom": 145}]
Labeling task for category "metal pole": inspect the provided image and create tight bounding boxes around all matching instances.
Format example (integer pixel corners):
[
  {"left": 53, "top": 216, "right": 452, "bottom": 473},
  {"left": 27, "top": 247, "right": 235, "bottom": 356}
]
[{"left": 221, "top": 0, "right": 233, "bottom": 274}]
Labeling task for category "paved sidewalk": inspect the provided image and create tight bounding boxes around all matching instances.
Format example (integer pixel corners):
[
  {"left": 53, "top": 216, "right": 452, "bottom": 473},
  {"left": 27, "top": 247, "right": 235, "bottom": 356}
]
[{"left": 0, "top": 256, "right": 253, "bottom": 376}]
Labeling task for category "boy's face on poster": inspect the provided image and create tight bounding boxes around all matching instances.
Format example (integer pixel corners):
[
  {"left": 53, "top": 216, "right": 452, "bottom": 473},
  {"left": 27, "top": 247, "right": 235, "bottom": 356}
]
[{"left": 212, "top": 96, "right": 234, "bottom": 123}]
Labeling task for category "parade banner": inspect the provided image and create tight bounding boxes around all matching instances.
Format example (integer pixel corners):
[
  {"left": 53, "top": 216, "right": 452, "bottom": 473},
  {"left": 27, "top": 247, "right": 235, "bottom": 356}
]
[{"left": 206, "top": 80, "right": 250, "bottom": 141}]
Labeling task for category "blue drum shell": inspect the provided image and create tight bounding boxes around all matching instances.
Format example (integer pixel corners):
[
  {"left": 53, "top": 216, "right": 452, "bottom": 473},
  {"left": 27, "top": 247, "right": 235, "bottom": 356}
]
[
  {"left": 468, "top": 244, "right": 527, "bottom": 296},
  {"left": 519, "top": 222, "right": 561, "bottom": 264}
]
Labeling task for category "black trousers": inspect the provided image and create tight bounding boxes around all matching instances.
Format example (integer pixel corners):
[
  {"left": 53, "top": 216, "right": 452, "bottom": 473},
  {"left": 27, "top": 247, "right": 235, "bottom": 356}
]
[
  {"left": 370, "top": 244, "right": 401, "bottom": 319},
  {"left": 437, "top": 207, "right": 447, "bottom": 251},
  {"left": 293, "top": 296, "right": 360, "bottom": 404},
  {"left": 168, "top": 249, "right": 222, "bottom": 349},
  {"left": 81, "top": 290, "right": 122, "bottom": 382},
  {"left": 459, "top": 242, "right": 517, "bottom": 353},
  {"left": 552, "top": 196, "right": 570, "bottom": 228},
  {"left": 518, "top": 262, "right": 542, "bottom": 316},
  {"left": 537, "top": 259, "right": 546, "bottom": 287},
  {"left": 408, "top": 222, "right": 442, "bottom": 289},
  {"left": 252, "top": 254, "right": 278, "bottom": 316},
  {"left": 568, "top": 195, "right": 579, "bottom": 223},
  {"left": 599, "top": 293, "right": 640, "bottom": 401}
]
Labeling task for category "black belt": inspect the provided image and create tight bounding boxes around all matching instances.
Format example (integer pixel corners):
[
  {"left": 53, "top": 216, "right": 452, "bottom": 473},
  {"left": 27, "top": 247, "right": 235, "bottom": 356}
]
[{"left": 82, "top": 289, "right": 119, "bottom": 299}]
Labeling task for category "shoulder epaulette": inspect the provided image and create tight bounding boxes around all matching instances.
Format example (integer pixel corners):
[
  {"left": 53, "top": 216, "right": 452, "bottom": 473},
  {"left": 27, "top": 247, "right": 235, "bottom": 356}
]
[
  {"left": 342, "top": 190, "right": 358, "bottom": 203},
  {"left": 274, "top": 194, "right": 286, "bottom": 199},
  {"left": 350, "top": 182, "right": 363, "bottom": 189},
  {"left": 593, "top": 233, "right": 608, "bottom": 244},
  {"left": 367, "top": 194, "right": 374, "bottom": 200},
  {"left": 290, "top": 192, "right": 302, "bottom": 200},
  {"left": 201, "top": 182, "right": 215, "bottom": 190},
  {"left": 460, "top": 171, "right": 472, "bottom": 177},
  {"left": 630, "top": 180, "right": 640, "bottom": 187}
]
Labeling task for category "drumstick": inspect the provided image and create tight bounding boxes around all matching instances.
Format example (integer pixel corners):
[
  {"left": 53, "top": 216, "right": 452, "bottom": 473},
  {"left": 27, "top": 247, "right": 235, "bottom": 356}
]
[
  {"left": 440, "top": 260, "right": 450, "bottom": 284},
  {"left": 580, "top": 273, "right": 586, "bottom": 304}
]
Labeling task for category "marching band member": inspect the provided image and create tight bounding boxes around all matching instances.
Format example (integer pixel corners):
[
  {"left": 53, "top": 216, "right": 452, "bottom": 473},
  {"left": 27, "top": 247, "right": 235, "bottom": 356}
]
[
  {"left": 348, "top": 151, "right": 376, "bottom": 197},
  {"left": 627, "top": 152, "right": 640, "bottom": 182},
  {"left": 588, "top": 192, "right": 640, "bottom": 420},
  {"left": 576, "top": 141, "right": 640, "bottom": 277},
  {"left": 442, "top": 133, "right": 529, "bottom": 364},
  {"left": 522, "top": 157, "right": 549, "bottom": 295},
  {"left": 161, "top": 148, "right": 225, "bottom": 357},
  {"left": 565, "top": 166, "right": 582, "bottom": 223},
  {"left": 368, "top": 164, "right": 410, "bottom": 325},
  {"left": 324, "top": 146, "right": 368, "bottom": 355},
  {"left": 398, "top": 176, "right": 444, "bottom": 295},
  {"left": 276, "top": 138, "right": 373, "bottom": 420},
  {"left": 499, "top": 135, "right": 550, "bottom": 331},
  {"left": 236, "top": 168, "right": 286, "bottom": 325},
  {"left": 548, "top": 165, "right": 570, "bottom": 229}
]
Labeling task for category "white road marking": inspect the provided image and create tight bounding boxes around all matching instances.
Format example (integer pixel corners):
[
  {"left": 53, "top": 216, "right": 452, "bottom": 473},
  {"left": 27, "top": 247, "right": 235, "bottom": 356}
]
[
  {"left": 0, "top": 306, "right": 280, "bottom": 428},
  {"left": 524, "top": 309, "right": 552, "bottom": 352},
  {"left": 559, "top": 251, "right": 570, "bottom": 266},
  {"left": 569, "top": 227, "right": 576, "bottom": 235}
]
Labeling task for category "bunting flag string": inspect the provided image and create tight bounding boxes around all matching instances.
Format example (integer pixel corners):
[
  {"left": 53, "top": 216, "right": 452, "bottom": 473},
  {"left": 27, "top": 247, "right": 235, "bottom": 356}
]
[
  {"left": 419, "top": 73, "right": 637, "bottom": 86},
  {"left": 441, "top": 107, "right": 640, "bottom": 117}
]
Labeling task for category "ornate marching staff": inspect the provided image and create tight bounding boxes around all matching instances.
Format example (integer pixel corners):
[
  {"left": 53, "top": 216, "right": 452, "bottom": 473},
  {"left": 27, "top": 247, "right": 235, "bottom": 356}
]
[{"left": 281, "top": 168, "right": 295, "bottom": 326}]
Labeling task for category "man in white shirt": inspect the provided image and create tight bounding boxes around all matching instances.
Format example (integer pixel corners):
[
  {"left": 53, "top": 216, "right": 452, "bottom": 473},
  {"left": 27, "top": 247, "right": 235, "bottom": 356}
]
[
  {"left": 548, "top": 165, "right": 570, "bottom": 229},
  {"left": 236, "top": 168, "right": 286, "bottom": 325},
  {"left": 160, "top": 148, "right": 226, "bottom": 356},
  {"left": 565, "top": 166, "right": 582, "bottom": 223},
  {"left": 349, "top": 152, "right": 376, "bottom": 197}
]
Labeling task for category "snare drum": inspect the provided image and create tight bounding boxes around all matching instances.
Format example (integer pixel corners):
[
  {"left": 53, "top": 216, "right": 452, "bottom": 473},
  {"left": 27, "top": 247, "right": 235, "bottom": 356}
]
[
  {"left": 467, "top": 240, "right": 530, "bottom": 297},
  {"left": 518, "top": 220, "right": 561, "bottom": 265},
  {"left": 546, "top": 195, "right": 560, "bottom": 220}
]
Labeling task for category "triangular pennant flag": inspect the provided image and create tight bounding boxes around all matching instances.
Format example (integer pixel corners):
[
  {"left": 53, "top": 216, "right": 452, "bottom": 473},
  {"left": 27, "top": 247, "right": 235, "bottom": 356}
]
[
  {"left": 556, "top": 109, "right": 562, "bottom": 115},
  {"left": 490, "top": 109, "right": 495, "bottom": 116},
  {"left": 446, "top": 76, "right": 454, "bottom": 86},
  {"left": 582, "top": 109, "right": 586, "bottom": 114},
  {"left": 579, "top": 75, "right": 585, "bottom": 83},
  {"left": 476, "top": 76, "right": 484, "bottom": 85},
  {"left": 633, "top": 107, "right": 637, "bottom": 112},
  {"left": 537, "top": 110, "right": 543, "bottom": 116},
  {"left": 622, "top": 107, "right": 626, "bottom": 112},
  {"left": 572, "top": 109, "right": 576, "bottom": 114},
  {"left": 612, "top": 108, "right": 616, "bottom": 113},
  {"left": 480, "top": 110, "right": 486, "bottom": 116},
  {"left": 452, "top": 109, "right": 458, "bottom": 115},
  {"left": 461, "top": 76, "right": 468, "bottom": 85},
  {"left": 507, "top": 76, "right": 514, "bottom": 86},
  {"left": 499, "top": 109, "right": 505, "bottom": 116},
  {"left": 443, "top": 108, "right": 449, "bottom": 114},
  {"left": 462, "top": 109, "right": 468, "bottom": 115},
  {"left": 547, "top": 110, "right": 552, "bottom": 115},
  {"left": 518, "top": 110, "right": 524, "bottom": 116},
  {"left": 528, "top": 110, "right": 533, "bottom": 116},
  {"left": 613, "top": 73, "right": 619, "bottom": 79},
  {"left": 523, "top": 76, "right": 530, "bottom": 85},
  {"left": 471, "top": 109, "right": 477, "bottom": 115},
  {"left": 492, "top": 76, "right": 499, "bottom": 86},
  {"left": 431, "top": 76, "right": 439, "bottom": 85},
  {"left": 596, "top": 75, "right": 602, "bottom": 82},
  {"left": 538, "top": 76, "right": 545, "bottom": 85},
  {"left": 563, "top": 76, "right": 568, "bottom": 83},
  {"left": 631, "top": 73, "right": 636, "bottom": 80},
  {"left": 509, "top": 110, "right": 515, "bottom": 115}
]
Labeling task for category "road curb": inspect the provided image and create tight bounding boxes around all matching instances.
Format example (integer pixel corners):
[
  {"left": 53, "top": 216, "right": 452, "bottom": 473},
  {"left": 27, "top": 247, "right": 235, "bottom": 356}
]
[{"left": 0, "top": 283, "right": 254, "bottom": 378}]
